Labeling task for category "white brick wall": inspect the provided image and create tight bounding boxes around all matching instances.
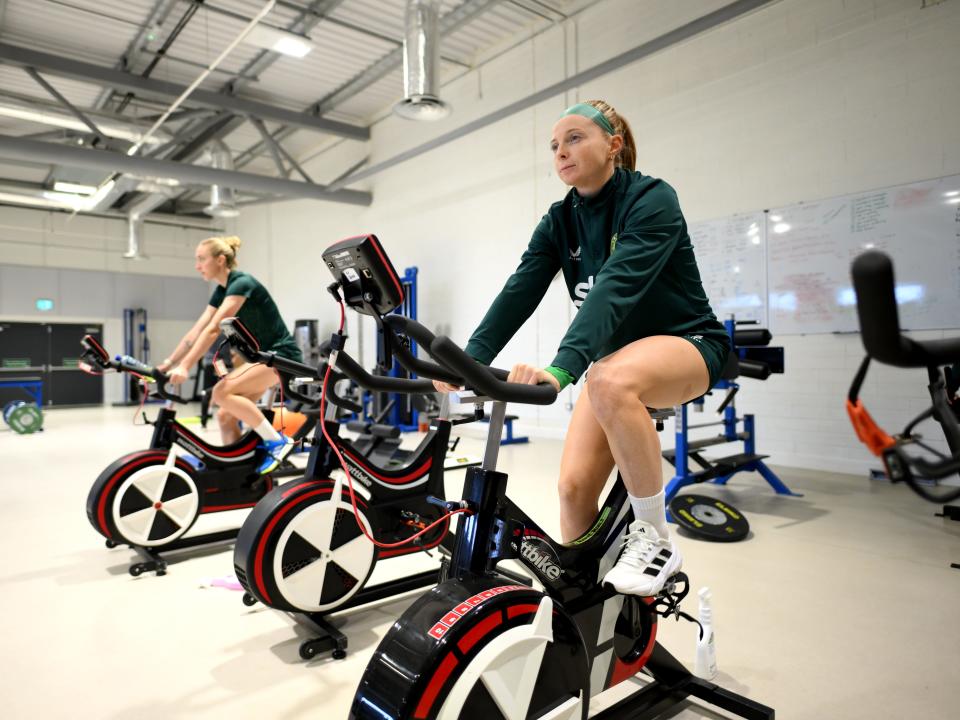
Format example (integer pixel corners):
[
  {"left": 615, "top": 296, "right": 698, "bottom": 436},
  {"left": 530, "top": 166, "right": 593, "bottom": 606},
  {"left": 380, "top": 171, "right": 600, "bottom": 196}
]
[
  {"left": 0, "top": 205, "right": 224, "bottom": 276},
  {"left": 237, "top": 0, "right": 960, "bottom": 478}
]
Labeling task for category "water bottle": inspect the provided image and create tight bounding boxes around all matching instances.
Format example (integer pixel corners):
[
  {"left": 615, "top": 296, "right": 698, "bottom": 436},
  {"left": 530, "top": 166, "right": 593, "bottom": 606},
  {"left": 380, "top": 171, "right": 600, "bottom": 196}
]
[{"left": 694, "top": 586, "right": 718, "bottom": 679}]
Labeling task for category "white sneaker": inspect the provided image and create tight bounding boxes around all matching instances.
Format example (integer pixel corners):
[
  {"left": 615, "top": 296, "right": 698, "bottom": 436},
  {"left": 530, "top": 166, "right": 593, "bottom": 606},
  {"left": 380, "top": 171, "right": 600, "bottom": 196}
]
[{"left": 603, "top": 520, "right": 682, "bottom": 597}]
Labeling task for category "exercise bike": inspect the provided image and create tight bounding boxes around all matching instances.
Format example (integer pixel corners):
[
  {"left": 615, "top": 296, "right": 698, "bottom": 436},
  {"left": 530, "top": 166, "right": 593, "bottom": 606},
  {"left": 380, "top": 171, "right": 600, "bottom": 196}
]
[
  {"left": 80, "top": 335, "right": 316, "bottom": 576},
  {"left": 220, "top": 316, "right": 481, "bottom": 659},
  {"left": 848, "top": 251, "right": 960, "bottom": 510},
  {"left": 317, "top": 235, "right": 775, "bottom": 720}
]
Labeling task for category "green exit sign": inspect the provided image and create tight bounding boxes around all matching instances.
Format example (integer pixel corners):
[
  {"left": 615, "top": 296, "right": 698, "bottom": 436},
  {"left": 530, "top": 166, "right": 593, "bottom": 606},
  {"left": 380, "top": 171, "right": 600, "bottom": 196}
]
[{"left": 36, "top": 298, "right": 54, "bottom": 311}]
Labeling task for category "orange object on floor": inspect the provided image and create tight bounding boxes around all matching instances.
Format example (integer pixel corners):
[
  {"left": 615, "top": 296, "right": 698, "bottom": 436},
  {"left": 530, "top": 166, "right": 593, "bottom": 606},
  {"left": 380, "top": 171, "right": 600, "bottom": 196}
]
[{"left": 271, "top": 407, "right": 308, "bottom": 436}]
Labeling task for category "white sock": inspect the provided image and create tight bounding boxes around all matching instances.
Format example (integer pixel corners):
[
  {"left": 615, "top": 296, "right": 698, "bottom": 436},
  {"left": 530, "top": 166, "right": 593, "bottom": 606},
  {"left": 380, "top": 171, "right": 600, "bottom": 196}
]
[
  {"left": 254, "top": 418, "right": 281, "bottom": 443},
  {"left": 628, "top": 489, "right": 669, "bottom": 539}
]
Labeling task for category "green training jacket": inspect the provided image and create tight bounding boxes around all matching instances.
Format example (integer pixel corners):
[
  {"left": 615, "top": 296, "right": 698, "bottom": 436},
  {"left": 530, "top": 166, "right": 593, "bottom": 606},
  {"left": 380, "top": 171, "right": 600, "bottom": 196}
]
[
  {"left": 209, "top": 270, "right": 302, "bottom": 362},
  {"left": 464, "top": 167, "right": 726, "bottom": 381}
]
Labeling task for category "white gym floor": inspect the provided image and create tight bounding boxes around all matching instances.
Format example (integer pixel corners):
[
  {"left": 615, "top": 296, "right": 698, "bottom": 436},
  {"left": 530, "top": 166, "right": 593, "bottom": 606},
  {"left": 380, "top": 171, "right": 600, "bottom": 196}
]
[{"left": 1, "top": 405, "right": 957, "bottom": 720}]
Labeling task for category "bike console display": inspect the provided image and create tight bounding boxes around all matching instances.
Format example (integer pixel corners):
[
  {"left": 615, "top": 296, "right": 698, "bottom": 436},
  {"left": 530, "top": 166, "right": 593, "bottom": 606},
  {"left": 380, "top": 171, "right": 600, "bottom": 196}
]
[{"left": 322, "top": 234, "right": 403, "bottom": 316}]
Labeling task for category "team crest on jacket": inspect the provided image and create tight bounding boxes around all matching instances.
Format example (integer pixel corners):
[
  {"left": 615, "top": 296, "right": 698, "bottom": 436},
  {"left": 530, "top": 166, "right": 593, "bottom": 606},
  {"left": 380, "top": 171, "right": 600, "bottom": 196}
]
[
  {"left": 570, "top": 245, "right": 581, "bottom": 261},
  {"left": 610, "top": 233, "right": 619, "bottom": 254}
]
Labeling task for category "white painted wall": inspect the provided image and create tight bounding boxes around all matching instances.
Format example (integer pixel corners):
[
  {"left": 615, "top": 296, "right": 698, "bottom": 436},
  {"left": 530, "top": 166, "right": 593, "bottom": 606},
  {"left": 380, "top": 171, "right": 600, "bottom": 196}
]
[
  {"left": 239, "top": 0, "right": 960, "bottom": 476},
  {"left": 0, "top": 205, "right": 218, "bottom": 275}
]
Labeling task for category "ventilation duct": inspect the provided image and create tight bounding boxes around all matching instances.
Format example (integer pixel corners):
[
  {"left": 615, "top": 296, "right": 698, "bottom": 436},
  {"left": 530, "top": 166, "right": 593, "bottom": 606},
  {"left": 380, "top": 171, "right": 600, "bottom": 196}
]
[
  {"left": 203, "top": 140, "right": 239, "bottom": 218},
  {"left": 394, "top": 0, "right": 450, "bottom": 121},
  {"left": 124, "top": 215, "right": 143, "bottom": 260},
  {"left": 123, "top": 188, "right": 177, "bottom": 259}
]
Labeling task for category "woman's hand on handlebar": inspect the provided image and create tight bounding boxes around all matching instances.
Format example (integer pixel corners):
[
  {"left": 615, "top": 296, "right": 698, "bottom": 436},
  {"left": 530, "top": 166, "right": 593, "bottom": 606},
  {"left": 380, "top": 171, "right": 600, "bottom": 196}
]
[
  {"left": 432, "top": 379, "right": 462, "bottom": 393},
  {"left": 157, "top": 358, "right": 173, "bottom": 373},
  {"left": 168, "top": 365, "right": 189, "bottom": 385},
  {"left": 508, "top": 363, "right": 561, "bottom": 392}
]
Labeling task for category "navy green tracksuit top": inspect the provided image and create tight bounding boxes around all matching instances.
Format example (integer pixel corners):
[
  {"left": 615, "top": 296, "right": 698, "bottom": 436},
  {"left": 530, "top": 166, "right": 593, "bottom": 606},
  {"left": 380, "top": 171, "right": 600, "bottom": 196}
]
[{"left": 464, "top": 167, "right": 729, "bottom": 383}]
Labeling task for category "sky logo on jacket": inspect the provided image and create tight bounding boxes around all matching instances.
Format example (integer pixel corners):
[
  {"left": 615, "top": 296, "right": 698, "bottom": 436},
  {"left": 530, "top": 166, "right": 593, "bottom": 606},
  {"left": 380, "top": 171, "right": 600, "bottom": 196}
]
[{"left": 574, "top": 275, "right": 594, "bottom": 307}]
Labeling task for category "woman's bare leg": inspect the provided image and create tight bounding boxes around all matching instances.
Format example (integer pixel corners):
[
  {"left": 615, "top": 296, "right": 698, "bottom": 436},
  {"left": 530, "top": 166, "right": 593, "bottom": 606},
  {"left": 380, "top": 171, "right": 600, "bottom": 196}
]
[
  {"left": 587, "top": 336, "right": 710, "bottom": 501},
  {"left": 557, "top": 382, "right": 615, "bottom": 542},
  {"left": 211, "top": 364, "right": 279, "bottom": 443}
]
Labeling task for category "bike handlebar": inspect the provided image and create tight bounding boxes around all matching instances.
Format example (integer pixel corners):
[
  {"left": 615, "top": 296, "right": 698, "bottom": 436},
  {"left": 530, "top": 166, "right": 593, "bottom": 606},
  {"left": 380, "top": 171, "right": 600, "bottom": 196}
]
[
  {"left": 382, "top": 315, "right": 463, "bottom": 385},
  {"left": 112, "top": 355, "right": 188, "bottom": 404},
  {"left": 383, "top": 315, "right": 557, "bottom": 406},
  {"left": 331, "top": 349, "right": 436, "bottom": 394}
]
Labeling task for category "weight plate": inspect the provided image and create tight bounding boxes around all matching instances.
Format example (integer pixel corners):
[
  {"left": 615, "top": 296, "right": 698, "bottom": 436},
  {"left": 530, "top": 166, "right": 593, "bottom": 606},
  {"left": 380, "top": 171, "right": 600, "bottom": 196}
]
[
  {"left": 4, "top": 400, "right": 22, "bottom": 423},
  {"left": 8, "top": 404, "right": 42, "bottom": 434},
  {"left": 669, "top": 493, "right": 749, "bottom": 542}
]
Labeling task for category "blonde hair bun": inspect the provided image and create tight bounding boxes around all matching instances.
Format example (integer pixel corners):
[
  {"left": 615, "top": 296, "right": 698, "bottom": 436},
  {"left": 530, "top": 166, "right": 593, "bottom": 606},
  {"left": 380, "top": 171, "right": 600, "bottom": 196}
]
[{"left": 200, "top": 235, "right": 242, "bottom": 270}]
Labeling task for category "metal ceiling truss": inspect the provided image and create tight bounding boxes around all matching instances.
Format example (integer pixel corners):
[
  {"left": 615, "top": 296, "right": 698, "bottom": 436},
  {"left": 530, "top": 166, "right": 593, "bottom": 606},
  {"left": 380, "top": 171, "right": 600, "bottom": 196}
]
[
  {"left": 229, "top": 0, "right": 504, "bottom": 175},
  {"left": 0, "top": 0, "right": 576, "bottom": 216},
  {"left": 0, "top": 43, "right": 370, "bottom": 140},
  {"left": 106, "top": 0, "right": 350, "bottom": 213},
  {"left": 23, "top": 67, "right": 108, "bottom": 146},
  {"left": 248, "top": 115, "right": 290, "bottom": 177},
  {"left": 156, "top": 0, "right": 349, "bottom": 209},
  {"left": 92, "top": 0, "right": 181, "bottom": 110},
  {"left": 0, "top": 134, "right": 372, "bottom": 205},
  {"left": 167, "top": 0, "right": 505, "bottom": 209}
]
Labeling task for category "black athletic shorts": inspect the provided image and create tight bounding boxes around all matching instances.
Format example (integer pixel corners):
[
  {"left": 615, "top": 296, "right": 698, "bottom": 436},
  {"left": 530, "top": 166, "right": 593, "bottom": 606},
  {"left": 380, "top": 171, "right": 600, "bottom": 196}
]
[{"left": 681, "top": 330, "right": 731, "bottom": 390}]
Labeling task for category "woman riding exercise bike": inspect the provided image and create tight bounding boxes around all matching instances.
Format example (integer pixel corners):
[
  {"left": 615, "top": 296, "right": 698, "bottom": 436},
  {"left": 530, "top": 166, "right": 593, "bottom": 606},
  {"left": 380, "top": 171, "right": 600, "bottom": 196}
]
[
  {"left": 160, "top": 235, "right": 302, "bottom": 474},
  {"left": 433, "top": 99, "right": 730, "bottom": 597}
]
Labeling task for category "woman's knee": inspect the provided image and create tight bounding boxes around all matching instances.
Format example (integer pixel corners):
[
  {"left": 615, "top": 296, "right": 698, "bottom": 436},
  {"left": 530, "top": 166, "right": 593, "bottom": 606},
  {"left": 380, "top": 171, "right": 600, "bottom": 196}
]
[
  {"left": 587, "top": 362, "right": 649, "bottom": 421},
  {"left": 216, "top": 406, "right": 235, "bottom": 425},
  {"left": 211, "top": 378, "right": 235, "bottom": 405}
]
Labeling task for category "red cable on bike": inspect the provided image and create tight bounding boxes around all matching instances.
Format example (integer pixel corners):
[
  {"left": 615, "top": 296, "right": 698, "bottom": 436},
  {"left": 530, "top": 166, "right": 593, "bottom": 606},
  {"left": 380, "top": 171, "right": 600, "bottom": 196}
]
[{"left": 318, "top": 299, "right": 470, "bottom": 550}]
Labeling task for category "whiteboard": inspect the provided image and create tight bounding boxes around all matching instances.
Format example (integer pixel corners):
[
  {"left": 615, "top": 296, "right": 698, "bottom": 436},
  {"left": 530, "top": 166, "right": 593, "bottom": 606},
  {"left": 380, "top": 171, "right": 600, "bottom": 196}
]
[
  {"left": 767, "top": 175, "right": 960, "bottom": 334},
  {"left": 689, "top": 212, "right": 767, "bottom": 325}
]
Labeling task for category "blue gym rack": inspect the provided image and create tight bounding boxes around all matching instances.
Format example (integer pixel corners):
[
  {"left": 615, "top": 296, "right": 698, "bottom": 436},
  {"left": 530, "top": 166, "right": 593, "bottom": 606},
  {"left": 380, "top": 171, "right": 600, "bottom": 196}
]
[
  {"left": 663, "top": 318, "right": 799, "bottom": 503},
  {"left": 376, "top": 267, "right": 421, "bottom": 432}
]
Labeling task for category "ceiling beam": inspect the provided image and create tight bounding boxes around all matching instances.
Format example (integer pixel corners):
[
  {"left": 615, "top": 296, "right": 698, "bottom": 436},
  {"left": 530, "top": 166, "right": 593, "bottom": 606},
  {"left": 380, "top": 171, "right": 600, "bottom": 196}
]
[
  {"left": 93, "top": 0, "right": 181, "bottom": 111},
  {"left": 23, "top": 67, "right": 108, "bottom": 144},
  {"left": 229, "top": 0, "right": 501, "bottom": 173},
  {"left": 247, "top": 116, "right": 291, "bottom": 177},
  {"left": 0, "top": 42, "right": 370, "bottom": 141},
  {"left": 0, "top": 135, "right": 372, "bottom": 206}
]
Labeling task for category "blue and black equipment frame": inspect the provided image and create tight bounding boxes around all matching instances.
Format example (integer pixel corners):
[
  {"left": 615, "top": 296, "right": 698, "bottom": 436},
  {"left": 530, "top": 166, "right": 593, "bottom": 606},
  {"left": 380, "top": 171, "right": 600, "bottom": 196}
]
[{"left": 664, "top": 317, "right": 798, "bottom": 502}]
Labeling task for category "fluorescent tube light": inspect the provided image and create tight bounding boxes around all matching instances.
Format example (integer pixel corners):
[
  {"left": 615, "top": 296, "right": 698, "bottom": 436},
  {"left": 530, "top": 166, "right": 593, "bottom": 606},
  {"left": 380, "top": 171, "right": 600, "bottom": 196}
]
[
  {"left": 244, "top": 24, "right": 313, "bottom": 58},
  {"left": 52, "top": 181, "right": 98, "bottom": 195}
]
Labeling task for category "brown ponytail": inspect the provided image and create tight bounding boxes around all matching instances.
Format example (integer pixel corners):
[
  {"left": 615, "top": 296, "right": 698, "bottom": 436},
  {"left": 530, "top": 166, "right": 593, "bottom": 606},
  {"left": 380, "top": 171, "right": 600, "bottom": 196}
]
[{"left": 585, "top": 99, "right": 636, "bottom": 171}]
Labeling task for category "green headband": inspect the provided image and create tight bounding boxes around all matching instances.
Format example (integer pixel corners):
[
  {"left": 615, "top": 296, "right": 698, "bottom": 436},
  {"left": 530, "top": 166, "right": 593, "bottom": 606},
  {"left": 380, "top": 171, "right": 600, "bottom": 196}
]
[{"left": 560, "top": 102, "right": 616, "bottom": 135}]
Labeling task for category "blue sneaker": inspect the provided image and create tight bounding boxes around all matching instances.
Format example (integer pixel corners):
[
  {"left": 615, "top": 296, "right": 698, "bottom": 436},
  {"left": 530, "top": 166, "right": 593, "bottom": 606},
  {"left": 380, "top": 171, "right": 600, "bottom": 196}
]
[{"left": 257, "top": 435, "right": 295, "bottom": 475}]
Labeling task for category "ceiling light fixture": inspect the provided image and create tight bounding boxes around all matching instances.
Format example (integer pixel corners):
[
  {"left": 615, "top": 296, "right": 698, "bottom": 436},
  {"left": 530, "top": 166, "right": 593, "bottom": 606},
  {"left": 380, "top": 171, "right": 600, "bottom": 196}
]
[
  {"left": 243, "top": 24, "right": 313, "bottom": 58},
  {"left": 52, "top": 181, "right": 98, "bottom": 195}
]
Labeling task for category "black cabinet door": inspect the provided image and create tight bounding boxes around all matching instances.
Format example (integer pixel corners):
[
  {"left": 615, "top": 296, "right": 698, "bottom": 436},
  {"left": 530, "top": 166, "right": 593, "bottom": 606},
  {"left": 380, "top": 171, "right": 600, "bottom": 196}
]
[
  {"left": 0, "top": 322, "right": 103, "bottom": 407},
  {"left": 48, "top": 323, "right": 104, "bottom": 406},
  {"left": 0, "top": 322, "right": 48, "bottom": 372}
]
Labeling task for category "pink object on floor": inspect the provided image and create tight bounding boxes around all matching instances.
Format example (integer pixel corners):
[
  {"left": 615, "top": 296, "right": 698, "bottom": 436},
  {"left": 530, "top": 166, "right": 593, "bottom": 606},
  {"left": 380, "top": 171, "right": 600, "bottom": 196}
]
[{"left": 208, "top": 575, "right": 244, "bottom": 591}]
